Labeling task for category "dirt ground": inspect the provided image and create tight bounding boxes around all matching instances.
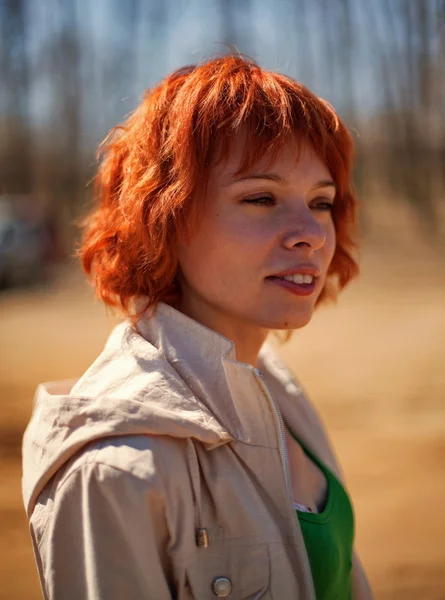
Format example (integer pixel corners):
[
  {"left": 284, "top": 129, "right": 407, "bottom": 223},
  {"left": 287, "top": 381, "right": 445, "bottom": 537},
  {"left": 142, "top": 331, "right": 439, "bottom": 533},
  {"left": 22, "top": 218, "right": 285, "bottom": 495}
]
[{"left": 1, "top": 208, "right": 444, "bottom": 599}]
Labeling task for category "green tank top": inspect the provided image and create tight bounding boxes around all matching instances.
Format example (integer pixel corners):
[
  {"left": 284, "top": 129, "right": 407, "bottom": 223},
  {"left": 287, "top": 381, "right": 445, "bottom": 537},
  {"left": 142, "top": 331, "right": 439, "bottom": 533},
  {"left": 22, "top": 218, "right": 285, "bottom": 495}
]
[{"left": 287, "top": 427, "right": 354, "bottom": 600}]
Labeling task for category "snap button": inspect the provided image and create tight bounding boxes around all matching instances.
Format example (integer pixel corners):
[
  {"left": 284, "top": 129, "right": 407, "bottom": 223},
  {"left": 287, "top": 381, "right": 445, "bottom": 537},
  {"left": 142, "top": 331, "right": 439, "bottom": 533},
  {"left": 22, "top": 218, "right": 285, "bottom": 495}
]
[{"left": 212, "top": 576, "right": 232, "bottom": 597}]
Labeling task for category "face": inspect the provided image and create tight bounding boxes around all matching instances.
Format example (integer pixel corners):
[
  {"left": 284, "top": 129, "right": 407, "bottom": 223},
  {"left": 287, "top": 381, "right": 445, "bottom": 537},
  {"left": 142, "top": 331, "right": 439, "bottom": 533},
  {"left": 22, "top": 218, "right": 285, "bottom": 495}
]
[{"left": 176, "top": 135, "right": 337, "bottom": 335}]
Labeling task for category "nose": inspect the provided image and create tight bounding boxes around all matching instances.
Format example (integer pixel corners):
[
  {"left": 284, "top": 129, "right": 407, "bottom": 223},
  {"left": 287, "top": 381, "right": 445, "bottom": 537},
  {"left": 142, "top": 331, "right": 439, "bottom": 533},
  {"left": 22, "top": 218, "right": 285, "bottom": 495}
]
[{"left": 282, "top": 210, "right": 327, "bottom": 252}]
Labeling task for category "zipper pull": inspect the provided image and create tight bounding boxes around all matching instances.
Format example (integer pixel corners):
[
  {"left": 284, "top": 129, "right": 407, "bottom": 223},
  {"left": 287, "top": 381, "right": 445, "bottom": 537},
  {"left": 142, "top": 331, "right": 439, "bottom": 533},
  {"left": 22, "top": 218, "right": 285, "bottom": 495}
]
[{"left": 196, "top": 527, "right": 210, "bottom": 548}]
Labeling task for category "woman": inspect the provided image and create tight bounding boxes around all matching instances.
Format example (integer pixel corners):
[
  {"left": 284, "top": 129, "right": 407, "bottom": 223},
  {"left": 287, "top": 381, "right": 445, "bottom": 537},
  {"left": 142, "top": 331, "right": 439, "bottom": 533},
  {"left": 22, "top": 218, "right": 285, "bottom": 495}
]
[{"left": 22, "top": 56, "right": 373, "bottom": 599}]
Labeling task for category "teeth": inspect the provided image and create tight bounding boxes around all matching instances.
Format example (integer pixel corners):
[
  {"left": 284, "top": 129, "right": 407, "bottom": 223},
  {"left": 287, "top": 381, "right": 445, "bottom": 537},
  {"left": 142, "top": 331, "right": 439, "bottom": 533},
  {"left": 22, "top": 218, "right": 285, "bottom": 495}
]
[{"left": 281, "top": 274, "right": 313, "bottom": 284}]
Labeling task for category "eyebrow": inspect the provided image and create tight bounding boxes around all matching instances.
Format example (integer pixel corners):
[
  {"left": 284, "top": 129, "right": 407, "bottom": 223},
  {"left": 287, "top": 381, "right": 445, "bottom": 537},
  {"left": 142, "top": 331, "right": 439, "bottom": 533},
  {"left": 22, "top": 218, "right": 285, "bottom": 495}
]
[
  {"left": 232, "top": 172, "right": 284, "bottom": 183},
  {"left": 230, "top": 173, "right": 336, "bottom": 190},
  {"left": 312, "top": 179, "right": 336, "bottom": 190}
]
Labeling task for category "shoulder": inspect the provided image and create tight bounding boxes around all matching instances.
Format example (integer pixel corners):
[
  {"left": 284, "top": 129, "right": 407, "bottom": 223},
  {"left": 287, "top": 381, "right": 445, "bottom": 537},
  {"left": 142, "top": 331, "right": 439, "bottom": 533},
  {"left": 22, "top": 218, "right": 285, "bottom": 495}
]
[
  {"left": 57, "top": 434, "right": 190, "bottom": 493},
  {"left": 260, "top": 342, "right": 326, "bottom": 424},
  {"left": 259, "top": 342, "right": 344, "bottom": 477},
  {"left": 31, "top": 434, "right": 193, "bottom": 547}
]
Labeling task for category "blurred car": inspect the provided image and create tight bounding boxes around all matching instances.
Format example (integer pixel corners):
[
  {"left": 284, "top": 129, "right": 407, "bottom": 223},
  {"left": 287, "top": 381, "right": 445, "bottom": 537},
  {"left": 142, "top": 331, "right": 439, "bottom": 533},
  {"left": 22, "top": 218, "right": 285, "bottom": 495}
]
[{"left": 0, "top": 196, "right": 50, "bottom": 288}]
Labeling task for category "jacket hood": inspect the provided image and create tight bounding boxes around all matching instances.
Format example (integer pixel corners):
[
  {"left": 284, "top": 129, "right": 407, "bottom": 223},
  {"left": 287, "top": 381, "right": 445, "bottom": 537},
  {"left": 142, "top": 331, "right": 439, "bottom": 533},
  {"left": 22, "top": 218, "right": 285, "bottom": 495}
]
[{"left": 22, "top": 304, "right": 240, "bottom": 517}]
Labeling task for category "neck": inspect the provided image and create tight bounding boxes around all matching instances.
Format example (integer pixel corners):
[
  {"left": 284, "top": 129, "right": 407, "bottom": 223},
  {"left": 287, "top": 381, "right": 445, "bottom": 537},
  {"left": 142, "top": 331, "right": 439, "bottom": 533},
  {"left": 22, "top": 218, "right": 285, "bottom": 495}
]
[{"left": 178, "top": 297, "right": 269, "bottom": 368}]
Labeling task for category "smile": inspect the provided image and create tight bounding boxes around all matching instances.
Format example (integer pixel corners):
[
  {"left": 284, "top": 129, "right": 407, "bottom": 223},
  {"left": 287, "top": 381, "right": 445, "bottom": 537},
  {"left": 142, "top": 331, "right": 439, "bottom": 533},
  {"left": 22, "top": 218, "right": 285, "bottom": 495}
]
[
  {"left": 265, "top": 274, "right": 317, "bottom": 297},
  {"left": 278, "top": 274, "right": 314, "bottom": 285}
]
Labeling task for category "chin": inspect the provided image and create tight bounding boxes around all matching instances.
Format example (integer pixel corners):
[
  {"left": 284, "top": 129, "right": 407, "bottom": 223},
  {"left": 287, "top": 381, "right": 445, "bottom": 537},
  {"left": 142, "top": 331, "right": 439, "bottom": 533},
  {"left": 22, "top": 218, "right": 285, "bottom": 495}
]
[{"left": 260, "top": 306, "right": 315, "bottom": 331}]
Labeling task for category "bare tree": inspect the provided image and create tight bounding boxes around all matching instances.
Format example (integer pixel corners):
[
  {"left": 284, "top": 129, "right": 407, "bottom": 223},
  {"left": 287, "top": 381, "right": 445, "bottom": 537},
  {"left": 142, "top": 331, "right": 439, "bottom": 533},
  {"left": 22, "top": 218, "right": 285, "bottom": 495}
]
[
  {"left": 1, "top": 0, "right": 444, "bottom": 242},
  {"left": 0, "top": 0, "right": 31, "bottom": 194}
]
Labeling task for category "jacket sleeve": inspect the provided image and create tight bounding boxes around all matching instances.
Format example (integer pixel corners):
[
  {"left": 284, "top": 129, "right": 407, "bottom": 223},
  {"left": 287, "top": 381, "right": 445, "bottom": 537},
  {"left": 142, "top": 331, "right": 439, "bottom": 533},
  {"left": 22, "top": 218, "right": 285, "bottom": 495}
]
[{"left": 32, "top": 461, "right": 174, "bottom": 600}]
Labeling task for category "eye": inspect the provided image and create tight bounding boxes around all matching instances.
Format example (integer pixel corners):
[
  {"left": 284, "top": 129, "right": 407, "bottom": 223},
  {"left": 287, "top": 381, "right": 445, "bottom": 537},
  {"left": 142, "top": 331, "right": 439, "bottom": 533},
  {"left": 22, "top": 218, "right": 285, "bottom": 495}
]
[
  {"left": 311, "top": 198, "right": 334, "bottom": 212},
  {"left": 242, "top": 195, "right": 276, "bottom": 207}
]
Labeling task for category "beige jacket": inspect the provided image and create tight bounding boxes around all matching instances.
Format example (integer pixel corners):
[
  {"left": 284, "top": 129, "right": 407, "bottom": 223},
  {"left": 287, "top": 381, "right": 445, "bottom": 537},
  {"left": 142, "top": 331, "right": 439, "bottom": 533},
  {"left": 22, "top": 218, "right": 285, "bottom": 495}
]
[{"left": 22, "top": 302, "right": 373, "bottom": 600}]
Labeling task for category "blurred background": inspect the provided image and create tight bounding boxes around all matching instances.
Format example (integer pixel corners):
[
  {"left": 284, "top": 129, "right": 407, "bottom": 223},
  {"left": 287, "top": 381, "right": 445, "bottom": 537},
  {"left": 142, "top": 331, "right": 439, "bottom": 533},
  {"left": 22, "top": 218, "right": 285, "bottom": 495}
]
[{"left": 0, "top": 0, "right": 444, "bottom": 598}]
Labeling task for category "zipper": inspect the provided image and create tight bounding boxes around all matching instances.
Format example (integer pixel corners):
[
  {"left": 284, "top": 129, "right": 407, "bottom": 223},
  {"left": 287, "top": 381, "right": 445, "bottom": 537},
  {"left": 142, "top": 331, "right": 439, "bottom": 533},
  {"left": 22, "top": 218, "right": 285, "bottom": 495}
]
[{"left": 255, "top": 369, "right": 316, "bottom": 600}]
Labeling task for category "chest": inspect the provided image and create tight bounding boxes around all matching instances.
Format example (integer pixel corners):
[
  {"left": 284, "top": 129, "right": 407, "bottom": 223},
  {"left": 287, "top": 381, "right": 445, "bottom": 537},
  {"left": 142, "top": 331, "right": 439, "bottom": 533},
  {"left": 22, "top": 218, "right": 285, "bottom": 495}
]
[{"left": 167, "top": 439, "right": 315, "bottom": 599}]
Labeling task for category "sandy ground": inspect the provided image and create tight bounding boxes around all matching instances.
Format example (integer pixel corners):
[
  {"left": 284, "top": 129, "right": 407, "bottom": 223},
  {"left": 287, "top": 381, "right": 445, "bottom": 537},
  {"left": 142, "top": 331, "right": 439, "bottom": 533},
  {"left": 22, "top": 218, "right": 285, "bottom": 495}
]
[{"left": 1, "top": 215, "right": 444, "bottom": 599}]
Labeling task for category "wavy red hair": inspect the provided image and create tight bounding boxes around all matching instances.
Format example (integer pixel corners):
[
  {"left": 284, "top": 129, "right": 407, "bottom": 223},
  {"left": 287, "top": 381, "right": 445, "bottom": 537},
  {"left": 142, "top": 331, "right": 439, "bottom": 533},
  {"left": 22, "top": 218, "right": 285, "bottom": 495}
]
[{"left": 79, "top": 55, "right": 359, "bottom": 318}]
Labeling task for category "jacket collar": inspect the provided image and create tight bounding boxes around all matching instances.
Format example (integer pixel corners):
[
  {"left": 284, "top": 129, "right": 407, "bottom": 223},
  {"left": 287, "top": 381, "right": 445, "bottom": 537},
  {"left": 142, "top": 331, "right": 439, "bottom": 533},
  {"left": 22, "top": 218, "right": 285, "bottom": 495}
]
[
  {"left": 136, "top": 302, "right": 279, "bottom": 448},
  {"left": 138, "top": 303, "right": 342, "bottom": 475}
]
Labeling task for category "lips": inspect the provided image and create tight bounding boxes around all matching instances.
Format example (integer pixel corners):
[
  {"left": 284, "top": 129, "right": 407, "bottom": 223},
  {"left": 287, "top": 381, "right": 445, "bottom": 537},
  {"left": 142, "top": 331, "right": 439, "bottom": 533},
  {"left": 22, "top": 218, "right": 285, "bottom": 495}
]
[
  {"left": 265, "top": 274, "right": 317, "bottom": 297},
  {"left": 267, "top": 265, "right": 321, "bottom": 279}
]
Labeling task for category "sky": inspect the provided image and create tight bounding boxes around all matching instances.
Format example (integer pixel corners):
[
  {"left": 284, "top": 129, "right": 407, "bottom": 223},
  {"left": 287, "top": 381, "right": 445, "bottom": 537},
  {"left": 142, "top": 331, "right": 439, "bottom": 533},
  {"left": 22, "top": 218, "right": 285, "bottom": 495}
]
[{"left": 6, "top": 0, "right": 443, "bottom": 150}]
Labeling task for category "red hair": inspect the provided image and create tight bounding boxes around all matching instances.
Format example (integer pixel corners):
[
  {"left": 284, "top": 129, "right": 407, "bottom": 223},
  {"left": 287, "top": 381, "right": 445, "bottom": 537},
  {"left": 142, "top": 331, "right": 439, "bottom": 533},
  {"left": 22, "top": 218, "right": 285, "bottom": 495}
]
[{"left": 79, "top": 55, "right": 359, "bottom": 318}]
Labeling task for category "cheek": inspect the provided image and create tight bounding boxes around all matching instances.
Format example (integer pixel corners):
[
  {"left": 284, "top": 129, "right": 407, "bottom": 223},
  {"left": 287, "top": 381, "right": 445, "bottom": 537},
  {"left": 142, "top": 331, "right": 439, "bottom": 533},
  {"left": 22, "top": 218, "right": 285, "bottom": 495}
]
[
  {"left": 177, "top": 216, "right": 241, "bottom": 281},
  {"left": 178, "top": 213, "right": 269, "bottom": 304},
  {"left": 188, "top": 213, "right": 263, "bottom": 263}
]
